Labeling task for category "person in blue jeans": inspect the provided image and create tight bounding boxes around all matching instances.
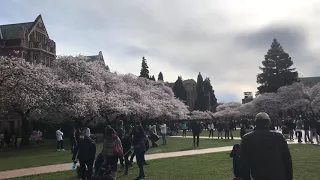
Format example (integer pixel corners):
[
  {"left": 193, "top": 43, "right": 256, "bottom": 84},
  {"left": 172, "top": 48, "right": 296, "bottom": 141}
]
[
  {"left": 160, "top": 122, "right": 167, "bottom": 145},
  {"left": 132, "top": 125, "right": 147, "bottom": 180}
]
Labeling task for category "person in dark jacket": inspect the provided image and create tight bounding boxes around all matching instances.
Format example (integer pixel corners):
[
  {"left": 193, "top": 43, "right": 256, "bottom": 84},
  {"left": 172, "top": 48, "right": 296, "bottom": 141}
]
[
  {"left": 303, "top": 119, "right": 311, "bottom": 142},
  {"left": 72, "top": 136, "right": 97, "bottom": 180},
  {"left": 230, "top": 144, "right": 242, "bottom": 179},
  {"left": 191, "top": 121, "right": 201, "bottom": 147},
  {"left": 69, "top": 128, "right": 76, "bottom": 154},
  {"left": 94, "top": 152, "right": 104, "bottom": 176},
  {"left": 132, "top": 125, "right": 147, "bottom": 180},
  {"left": 122, "top": 126, "right": 133, "bottom": 175},
  {"left": 316, "top": 119, "right": 320, "bottom": 137},
  {"left": 115, "top": 120, "right": 125, "bottom": 168},
  {"left": 240, "top": 112, "right": 293, "bottom": 180}
]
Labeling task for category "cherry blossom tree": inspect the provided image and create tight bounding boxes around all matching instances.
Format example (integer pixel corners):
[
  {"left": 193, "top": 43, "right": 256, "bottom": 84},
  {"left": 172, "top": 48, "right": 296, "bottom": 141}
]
[
  {"left": 216, "top": 102, "right": 242, "bottom": 112},
  {"left": 277, "top": 83, "right": 311, "bottom": 113},
  {"left": 188, "top": 110, "right": 212, "bottom": 120},
  {"left": 309, "top": 83, "right": 320, "bottom": 113},
  {"left": 0, "top": 55, "right": 56, "bottom": 145}
]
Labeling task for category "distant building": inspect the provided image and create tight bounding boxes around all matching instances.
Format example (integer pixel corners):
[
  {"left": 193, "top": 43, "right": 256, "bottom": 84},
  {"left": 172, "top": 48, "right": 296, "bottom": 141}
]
[
  {"left": 242, "top": 92, "right": 253, "bottom": 104},
  {"left": 0, "top": 15, "right": 56, "bottom": 136},
  {"left": 85, "top": 51, "right": 109, "bottom": 70},
  {"left": 298, "top": 77, "right": 320, "bottom": 87},
  {"left": 166, "top": 79, "right": 197, "bottom": 110},
  {"left": 0, "top": 14, "right": 56, "bottom": 66}
]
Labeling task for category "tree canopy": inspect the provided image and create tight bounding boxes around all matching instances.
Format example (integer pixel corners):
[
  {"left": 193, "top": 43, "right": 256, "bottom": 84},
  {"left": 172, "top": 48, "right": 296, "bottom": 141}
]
[
  {"left": 158, "top": 72, "right": 164, "bottom": 81},
  {"left": 173, "top": 76, "right": 187, "bottom": 103},
  {"left": 257, "top": 38, "right": 298, "bottom": 94},
  {"left": 139, "top": 56, "right": 149, "bottom": 79},
  {"left": 194, "top": 72, "right": 206, "bottom": 111}
]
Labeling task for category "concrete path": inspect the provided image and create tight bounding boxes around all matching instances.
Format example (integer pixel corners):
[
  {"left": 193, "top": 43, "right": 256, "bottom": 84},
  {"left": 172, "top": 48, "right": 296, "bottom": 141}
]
[
  {"left": 0, "top": 138, "right": 313, "bottom": 179},
  {"left": 0, "top": 146, "right": 234, "bottom": 179}
]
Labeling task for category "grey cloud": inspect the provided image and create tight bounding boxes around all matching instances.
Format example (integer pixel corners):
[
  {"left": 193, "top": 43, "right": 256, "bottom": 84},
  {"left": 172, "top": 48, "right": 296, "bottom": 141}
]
[
  {"left": 233, "top": 23, "right": 320, "bottom": 77},
  {"left": 6, "top": 0, "right": 320, "bottom": 101},
  {"left": 234, "top": 24, "right": 307, "bottom": 52}
]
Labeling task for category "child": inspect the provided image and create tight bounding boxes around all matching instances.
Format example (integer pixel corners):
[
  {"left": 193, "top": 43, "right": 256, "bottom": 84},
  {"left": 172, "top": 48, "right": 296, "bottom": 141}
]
[
  {"left": 282, "top": 125, "right": 289, "bottom": 139},
  {"left": 230, "top": 144, "right": 242, "bottom": 180},
  {"left": 94, "top": 153, "right": 104, "bottom": 176}
]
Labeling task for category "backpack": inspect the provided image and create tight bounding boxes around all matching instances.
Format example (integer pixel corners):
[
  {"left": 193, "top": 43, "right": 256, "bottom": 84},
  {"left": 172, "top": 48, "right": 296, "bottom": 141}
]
[{"left": 114, "top": 136, "right": 123, "bottom": 157}]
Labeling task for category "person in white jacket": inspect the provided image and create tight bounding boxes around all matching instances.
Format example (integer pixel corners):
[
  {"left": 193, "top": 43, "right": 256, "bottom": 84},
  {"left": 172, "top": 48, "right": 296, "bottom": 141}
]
[
  {"left": 208, "top": 122, "right": 214, "bottom": 138},
  {"left": 160, "top": 123, "right": 167, "bottom": 145},
  {"left": 84, "top": 126, "right": 91, "bottom": 138},
  {"left": 56, "top": 128, "right": 65, "bottom": 151}
]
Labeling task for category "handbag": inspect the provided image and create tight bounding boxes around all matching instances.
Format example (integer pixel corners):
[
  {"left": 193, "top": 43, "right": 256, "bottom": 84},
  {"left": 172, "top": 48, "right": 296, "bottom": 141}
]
[{"left": 114, "top": 137, "right": 123, "bottom": 157}]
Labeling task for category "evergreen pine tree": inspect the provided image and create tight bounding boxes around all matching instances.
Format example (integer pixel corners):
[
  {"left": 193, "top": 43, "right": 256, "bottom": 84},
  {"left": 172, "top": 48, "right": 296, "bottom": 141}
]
[
  {"left": 257, "top": 39, "right": 298, "bottom": 94},
  {"left": 158, "top": 72, "right": 164, "bottom": 81},
  {"left": 203, "top": 77, "right": 218, "bottom": 111},
  {"left": 149, "top": 75, "right": 156, "bottom": 81},
  {"left": 173, "top": 76, "right": 187, "bottom": 103},
  {"left": 139, "top": 56, "right": 150, "bottom": 78},
  {"left": 194, "top": 72, "right": 206, "bottom": 111}
]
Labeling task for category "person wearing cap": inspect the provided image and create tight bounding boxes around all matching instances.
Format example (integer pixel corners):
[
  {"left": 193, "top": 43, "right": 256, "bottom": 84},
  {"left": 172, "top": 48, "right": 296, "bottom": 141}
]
[{"left": 240, "top": 112, "right": 293, "bottom": 180}]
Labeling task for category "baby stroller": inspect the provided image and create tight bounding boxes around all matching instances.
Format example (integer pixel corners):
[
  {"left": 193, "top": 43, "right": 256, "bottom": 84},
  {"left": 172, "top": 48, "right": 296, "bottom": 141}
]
[{"left": 167, "top": 127, "right": 174, "bottom": 136}]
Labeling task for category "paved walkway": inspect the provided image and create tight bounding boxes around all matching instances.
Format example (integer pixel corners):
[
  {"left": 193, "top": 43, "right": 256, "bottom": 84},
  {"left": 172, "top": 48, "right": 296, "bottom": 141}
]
[
  {"left": 0, "top": 146, "right": 235, "bottom": 179},
  {"left": 0, "top": 137, "right": 312, "bottom": 179}
]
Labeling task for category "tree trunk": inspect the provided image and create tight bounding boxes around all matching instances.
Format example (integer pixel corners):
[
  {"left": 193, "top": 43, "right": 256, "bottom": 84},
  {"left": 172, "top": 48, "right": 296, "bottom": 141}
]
[{"left": 20, "top": 115, "right": 30, "bottom": 146}]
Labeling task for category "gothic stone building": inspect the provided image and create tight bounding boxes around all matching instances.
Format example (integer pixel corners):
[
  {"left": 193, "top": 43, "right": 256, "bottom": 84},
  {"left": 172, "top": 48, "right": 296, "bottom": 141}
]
[
  {"left": 0, "top": 15, "right": 56, "bottom": 136},
  {"left": 85, "top": 51, "right": 110, "bottom": 70},
  {"left": 166, "top": 79, "right": 197, "bottom": 110},
  {"left": 0, "top": 14, "right": 56, "bottom": 66}
]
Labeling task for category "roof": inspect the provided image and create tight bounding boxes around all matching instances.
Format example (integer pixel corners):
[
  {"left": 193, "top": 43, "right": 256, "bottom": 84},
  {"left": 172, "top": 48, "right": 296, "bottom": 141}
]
[
  {"left": 85, "top": 55, "right": 99, "bottom": 62},
  {"left": 183, "top": 79, "right": 196, "bottom": 84},
  {"left": 299, "top": 77, "right": 320, "bottom": 87},
  {"left": 0, "top": 22, "right": 33, "bottom": 40}
]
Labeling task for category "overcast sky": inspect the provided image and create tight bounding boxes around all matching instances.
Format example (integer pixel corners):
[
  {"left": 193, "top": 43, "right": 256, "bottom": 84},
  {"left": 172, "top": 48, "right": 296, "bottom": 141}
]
[{"left": 1, "top": 0, "right": 320, "bottom": 102}]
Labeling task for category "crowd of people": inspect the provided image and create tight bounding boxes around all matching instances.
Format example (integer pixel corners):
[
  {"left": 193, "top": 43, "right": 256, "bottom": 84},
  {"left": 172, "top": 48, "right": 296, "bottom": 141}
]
[
  {"left": 51, "top": 112, "right": 320, "bottom": 180},
  {"left": 61, "top": 121, "right": 168, "bottom": 180}
]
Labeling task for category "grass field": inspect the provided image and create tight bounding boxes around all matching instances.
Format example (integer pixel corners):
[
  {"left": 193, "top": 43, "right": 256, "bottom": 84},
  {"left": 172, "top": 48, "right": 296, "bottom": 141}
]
[
  {"left": 0, "top": 137, "right": 239, "bottom": 171},
  {"left": 9, "top": 144, "right": 320, "bottom": 180},
  {"left": 177, "top": 129, "right": 241, "bottom": 137}
]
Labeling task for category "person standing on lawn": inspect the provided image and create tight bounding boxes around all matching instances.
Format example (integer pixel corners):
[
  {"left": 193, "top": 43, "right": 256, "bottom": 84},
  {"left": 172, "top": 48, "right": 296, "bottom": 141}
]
[
  {"left": 241, "top": 112, "right": 293, "bottom": 180},
  {"left": 84, "top": 125, "right": 91, "bottom": 138},
  {"left": 102, "top": 126, "right": 123, "bottom": 179},
  {"left": 56, "top": 127, "right": 65, "bottom": 151},
  {"left": 122, "top": 126, "right": 133, "bottom": 175},
  {"left": 303, "top": 118, "right": 311, "bottom": 142},
  {"left": 69, "top": 128, "right": 77, "bottom": 153},
  {"left": 208, "top": 121, "right": 214, "bottom": 138},
  {"left": 224, "top": 121, "right": 230, "bottom": 140},
  {"left": 295, "top": 118, "right": 303, "bottom": 143},
  {"left": 191, "top": 121, "right": 201, "bottom": 147},
  {"left": 132, "top": 125, "right": 147, "bottom": 180},
  {"left": 182, "top": 122, "right": 187, "bottom": 137},
  {"left": 229, "top": 119, "right": 236, "bottom": 140},
  {"left": 160, "top": 122, "right": 167, "bottom": 145},
  {"left": 72, "top": 135, "right": 96, "bottom": 180}
]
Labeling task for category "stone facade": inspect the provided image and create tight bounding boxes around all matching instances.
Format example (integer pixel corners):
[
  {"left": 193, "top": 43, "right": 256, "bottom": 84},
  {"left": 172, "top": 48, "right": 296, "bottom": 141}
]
[{"left": 166, "top": 79, "right": 197, "bottom": 110}]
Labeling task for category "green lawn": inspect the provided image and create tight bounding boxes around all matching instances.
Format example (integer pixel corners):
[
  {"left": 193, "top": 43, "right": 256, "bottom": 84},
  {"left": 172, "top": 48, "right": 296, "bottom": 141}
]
[
  {"left": 0, "top": 137, "right": 239, "bottom": 171},
  {"left": 9, "top": 144, "right": 320, "bottom": 180},
  {"left": 177, "top": 129, "right": 241, "bottom": 138}
]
